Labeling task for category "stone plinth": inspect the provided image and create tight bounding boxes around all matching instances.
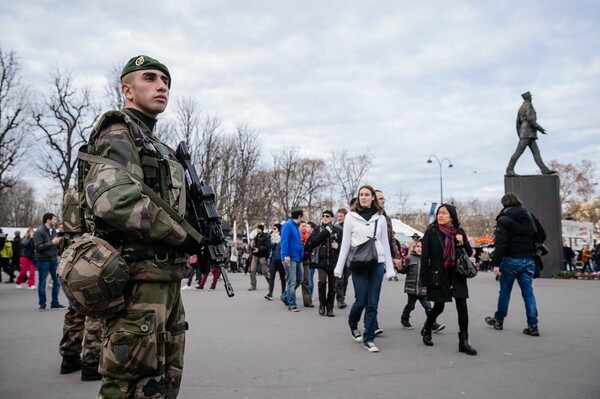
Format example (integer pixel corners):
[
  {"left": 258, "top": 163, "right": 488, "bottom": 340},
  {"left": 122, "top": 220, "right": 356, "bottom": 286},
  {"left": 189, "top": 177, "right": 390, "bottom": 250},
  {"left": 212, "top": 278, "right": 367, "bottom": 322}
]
[{"left": 504, "top": 174, "right": 562, "bottom": 277}]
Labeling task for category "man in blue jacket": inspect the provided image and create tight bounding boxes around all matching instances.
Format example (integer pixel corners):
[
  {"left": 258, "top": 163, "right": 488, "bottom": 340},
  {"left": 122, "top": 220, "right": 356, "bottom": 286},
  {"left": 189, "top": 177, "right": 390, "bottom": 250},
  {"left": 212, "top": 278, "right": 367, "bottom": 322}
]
[{"left": 280, "top": 209, "right": 304, "bottom": 312}]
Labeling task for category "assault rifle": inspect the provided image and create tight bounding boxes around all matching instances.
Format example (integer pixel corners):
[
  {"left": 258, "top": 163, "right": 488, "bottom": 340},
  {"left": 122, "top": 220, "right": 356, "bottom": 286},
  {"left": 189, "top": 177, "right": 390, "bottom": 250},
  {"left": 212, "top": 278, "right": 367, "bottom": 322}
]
[{"left": 176, "top": 142, "right": 234, "bottom": 297}]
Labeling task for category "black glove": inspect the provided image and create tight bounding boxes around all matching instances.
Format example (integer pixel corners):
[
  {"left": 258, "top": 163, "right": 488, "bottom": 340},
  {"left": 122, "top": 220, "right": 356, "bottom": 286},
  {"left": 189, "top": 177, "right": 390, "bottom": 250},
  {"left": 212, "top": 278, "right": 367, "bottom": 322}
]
[{"left": 178, "top": 235, "right": 201, "bottom": 256}]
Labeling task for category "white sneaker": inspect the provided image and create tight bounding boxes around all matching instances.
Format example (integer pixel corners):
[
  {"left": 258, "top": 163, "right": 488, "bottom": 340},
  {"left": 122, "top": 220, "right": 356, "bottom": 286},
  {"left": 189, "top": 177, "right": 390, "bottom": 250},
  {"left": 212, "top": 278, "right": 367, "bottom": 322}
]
[
  {"left": 15, "top": 284, "right": 22, "bottom": 289},
  {"left": 29, "top": 285, "right": 37, "bottom": 290},
  {"left": 363, "top": 341, "right": 379, "bottom": 352},
  {"left": 181, "top": 285, "right": 191, "bottom": 290}
]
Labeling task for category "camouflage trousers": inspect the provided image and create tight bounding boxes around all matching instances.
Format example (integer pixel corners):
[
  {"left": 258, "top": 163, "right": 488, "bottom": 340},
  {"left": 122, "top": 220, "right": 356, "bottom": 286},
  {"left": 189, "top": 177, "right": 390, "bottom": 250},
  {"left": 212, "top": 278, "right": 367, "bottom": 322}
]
[
  {"left": 59, "top": 305, "right": 102, "bottom": 367},
  {"left": 98, "top": 280, "right": 187, "bottom": 399}
]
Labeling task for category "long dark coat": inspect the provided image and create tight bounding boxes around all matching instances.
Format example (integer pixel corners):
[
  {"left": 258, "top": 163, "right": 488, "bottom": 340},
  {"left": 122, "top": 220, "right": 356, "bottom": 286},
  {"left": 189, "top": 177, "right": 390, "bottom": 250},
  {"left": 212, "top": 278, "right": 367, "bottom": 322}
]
[{"left": 419, "top": 225, "right": 472, "bottom": 303}]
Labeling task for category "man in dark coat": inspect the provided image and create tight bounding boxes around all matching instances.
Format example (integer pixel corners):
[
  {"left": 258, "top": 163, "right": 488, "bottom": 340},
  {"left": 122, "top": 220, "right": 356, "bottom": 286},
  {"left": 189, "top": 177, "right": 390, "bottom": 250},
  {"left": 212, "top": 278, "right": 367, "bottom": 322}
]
[
  {"left": 306, "top": 210, "right": 342, "bottom": 317},
  {"left": 485, "top": 192, "right": 546, "bottom": 336},
  {"left": 506, "top": 91, "right": 556, "bottom": 176},
  {"left": 248, "top": 225, "right": 271, "bottom": 290}
]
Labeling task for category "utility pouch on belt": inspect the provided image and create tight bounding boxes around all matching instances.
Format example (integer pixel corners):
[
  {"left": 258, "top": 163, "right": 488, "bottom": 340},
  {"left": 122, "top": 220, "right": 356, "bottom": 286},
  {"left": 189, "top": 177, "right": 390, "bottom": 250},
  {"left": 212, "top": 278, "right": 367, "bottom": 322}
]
[{"left": 58, "top": 234, "right": 129, "bottom": 318}]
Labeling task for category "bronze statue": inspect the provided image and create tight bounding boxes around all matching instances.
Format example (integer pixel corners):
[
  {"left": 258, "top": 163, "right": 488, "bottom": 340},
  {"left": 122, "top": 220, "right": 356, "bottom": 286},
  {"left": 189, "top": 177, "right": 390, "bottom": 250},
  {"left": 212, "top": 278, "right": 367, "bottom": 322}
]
[{"left": 506, "top": 91, "right": 556, "bottom": 176}]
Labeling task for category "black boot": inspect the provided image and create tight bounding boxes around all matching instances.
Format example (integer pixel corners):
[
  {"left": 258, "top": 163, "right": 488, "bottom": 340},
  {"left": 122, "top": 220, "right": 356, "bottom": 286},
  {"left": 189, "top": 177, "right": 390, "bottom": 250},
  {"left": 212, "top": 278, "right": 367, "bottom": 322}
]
[
  {"left": 421, "top": 324, "right": 433, "bottom": 346},
  {"left": 81, "top": 364, "right": 102, "bottom": 381},
  {"left": 458, "top": 332, "right": 477, "bottom": 355},
  {"left": 60, "top": 356, "right": 82, "bottom": 374}
]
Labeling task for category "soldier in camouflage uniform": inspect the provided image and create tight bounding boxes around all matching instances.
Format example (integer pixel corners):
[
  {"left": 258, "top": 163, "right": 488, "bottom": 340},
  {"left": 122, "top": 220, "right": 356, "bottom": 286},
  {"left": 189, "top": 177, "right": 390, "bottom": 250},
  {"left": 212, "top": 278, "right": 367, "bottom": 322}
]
[
  {"left": 59, "top": 306, "right": 103, "bottom": 380},
  {"left": 84, "top": 55, "right": 200, "bottom": 398},
  {"left": 506, "top": 91, "right": 556, "bottom": 176}
]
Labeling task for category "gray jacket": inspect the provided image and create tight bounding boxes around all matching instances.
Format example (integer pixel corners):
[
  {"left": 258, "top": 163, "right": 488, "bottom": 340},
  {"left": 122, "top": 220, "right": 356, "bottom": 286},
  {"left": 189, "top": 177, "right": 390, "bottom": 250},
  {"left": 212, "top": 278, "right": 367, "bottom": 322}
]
[{"left": 33, "top": 224, "right": 59, "bottom": 261}]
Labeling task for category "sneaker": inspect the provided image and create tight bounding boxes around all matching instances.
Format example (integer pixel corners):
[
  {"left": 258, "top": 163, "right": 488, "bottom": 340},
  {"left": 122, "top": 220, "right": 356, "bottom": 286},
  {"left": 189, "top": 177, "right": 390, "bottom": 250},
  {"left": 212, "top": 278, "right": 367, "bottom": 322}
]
[
  {"left": 318, "top": 305, "right": 326, "bottom": 316},
  {"left": 326, "top": 309, "right": 335, "bottom": 317},
  {"left": 432, "top": 323, "right": 446, "bottom": 333},
  {"left": 29, "top": 285, "right": 37, "bottom": 290},
  {"left": 15, "top": 284, "right": 22, "bottom": 289},
  {"left": 264, "top": 294, "right": 273, "bottom": 301},
  {"left": 485, "top": 316, "right": 503, "bottom": 330},
  {"left": 337, "top": 300, "right": 347, "bottom": 309},
  {"left": 374, "top": 328, "right": 383, "bottom": 336},
  {"left": 39, "top": 306, "right": 46, "bottom": 312},
  {"left": 363, "top": 341, "right": 379, "bottom": 352},
  {"left": 51, "top": 304, "right": 66, "bottom": 309},
  {"left": 248, "top": 287, "right": 256, "bottom": 291},
  {"left": 181, "top": 285, "right": 191, "bottom": 290},
  {"left": 523, "top": 325, "right": 540, "bottom": 336},
  {"left": 289, "top": 306, "right": 299, "bottom": 312},
  {"left": 196, "top": 285, "right": 203, "bottom": 290},
  {"left": 351, "top": 328, "right": 363, "bottom": 342},
  {"left": 401, "top": 318, "right": 414, "bottom": 330}
]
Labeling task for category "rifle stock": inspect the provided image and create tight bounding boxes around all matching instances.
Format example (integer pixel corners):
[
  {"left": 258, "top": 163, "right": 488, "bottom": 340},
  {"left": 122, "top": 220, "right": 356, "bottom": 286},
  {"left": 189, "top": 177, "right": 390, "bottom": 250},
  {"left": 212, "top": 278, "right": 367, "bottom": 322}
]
[{"left": 176, "top": 141, "right": 234, "bottom": 297}]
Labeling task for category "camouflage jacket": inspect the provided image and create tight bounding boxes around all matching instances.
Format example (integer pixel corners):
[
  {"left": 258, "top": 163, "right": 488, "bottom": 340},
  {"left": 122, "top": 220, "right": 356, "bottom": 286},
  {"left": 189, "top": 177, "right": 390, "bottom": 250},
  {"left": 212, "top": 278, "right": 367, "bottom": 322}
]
[
  {"left": 516, "top": 101, "right": 545, "bottom": 140},
  {"left": 84, "top": 109, "right": 191, "bottom": 281}
]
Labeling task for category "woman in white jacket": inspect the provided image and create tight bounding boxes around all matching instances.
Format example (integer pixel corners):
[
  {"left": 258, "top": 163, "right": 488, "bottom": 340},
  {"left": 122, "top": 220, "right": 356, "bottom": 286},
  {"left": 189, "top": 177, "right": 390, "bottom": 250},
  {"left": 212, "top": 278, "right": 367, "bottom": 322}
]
[{"left": 334, "top": 185, "right": 395, "bottom": 352}]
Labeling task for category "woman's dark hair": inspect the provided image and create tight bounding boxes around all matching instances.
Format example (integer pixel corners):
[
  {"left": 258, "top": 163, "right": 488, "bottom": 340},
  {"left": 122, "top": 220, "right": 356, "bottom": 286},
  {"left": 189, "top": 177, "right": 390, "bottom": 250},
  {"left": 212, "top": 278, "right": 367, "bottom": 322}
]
[
  {"left": 350, "top": 185, "right": 384, "bottom": 214},
  {"left": 273, "top": 223, "right": 282, "bottom": 231},
  {"left": 501, "top": 192, "right": 523, "bottom": 208},
  {"left": 428, "top": 203, "right": 461, "bottom": 230}
]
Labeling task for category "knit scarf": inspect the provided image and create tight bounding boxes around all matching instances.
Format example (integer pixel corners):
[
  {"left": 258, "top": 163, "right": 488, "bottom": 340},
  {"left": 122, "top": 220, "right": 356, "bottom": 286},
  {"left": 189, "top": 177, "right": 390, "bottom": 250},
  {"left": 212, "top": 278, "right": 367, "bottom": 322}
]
[
  {"left": 270, "top": 232, "right": 281, "bottom": 244},
  {"left": 438, "top": 224, "right": 458, "bottom": 269},
  {"left": 301, "top": 229, "right": 309, "bottom": 245}
]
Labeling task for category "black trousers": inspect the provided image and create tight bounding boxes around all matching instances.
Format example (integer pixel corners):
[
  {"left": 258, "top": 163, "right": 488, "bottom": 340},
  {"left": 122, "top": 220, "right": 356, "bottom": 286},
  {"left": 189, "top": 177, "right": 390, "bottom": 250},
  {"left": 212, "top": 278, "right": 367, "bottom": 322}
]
[
  {"left": 268, "top": 261, "right": 286, "bottom": 296},
  {"left": 425, "top": 298, "right": 469, "bottom": 332},
  {"left": 401, "top": 293, "right": 432, "bottom": 319},
  {"left": 317, "top": 268, "right": 336, "bottom": 310}
]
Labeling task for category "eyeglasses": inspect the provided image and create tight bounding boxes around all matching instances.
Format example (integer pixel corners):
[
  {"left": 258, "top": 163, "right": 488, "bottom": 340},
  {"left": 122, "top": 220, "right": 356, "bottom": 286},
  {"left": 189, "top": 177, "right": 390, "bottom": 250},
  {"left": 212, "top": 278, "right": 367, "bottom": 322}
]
[{"left": 322, "top": 215, "right": 332, "bottom": 218}]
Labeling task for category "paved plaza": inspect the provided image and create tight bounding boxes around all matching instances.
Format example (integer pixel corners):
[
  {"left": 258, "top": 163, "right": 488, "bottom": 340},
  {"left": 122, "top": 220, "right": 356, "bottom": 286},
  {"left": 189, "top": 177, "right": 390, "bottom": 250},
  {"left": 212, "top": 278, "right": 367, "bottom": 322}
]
[{"left": 0, "top": 271, "right": 598, "bottom": 399}]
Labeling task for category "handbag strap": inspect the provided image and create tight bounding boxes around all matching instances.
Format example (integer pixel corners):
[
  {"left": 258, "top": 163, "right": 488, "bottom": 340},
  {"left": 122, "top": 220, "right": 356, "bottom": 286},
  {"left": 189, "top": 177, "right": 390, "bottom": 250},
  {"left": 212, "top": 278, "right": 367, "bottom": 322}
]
[
  {"left": 370, "top": 219, "right": 378, "bottom": 238},
  {"left": 525, "top": 210, "right": 541, "bottom": 244}
]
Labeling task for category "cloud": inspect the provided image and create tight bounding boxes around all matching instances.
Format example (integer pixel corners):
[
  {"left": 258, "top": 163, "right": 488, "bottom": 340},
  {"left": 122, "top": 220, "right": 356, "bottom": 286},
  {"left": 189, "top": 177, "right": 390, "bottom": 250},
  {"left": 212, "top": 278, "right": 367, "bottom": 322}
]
[{"left": 2, "top": 0, "right": 599, "bottom": 208}]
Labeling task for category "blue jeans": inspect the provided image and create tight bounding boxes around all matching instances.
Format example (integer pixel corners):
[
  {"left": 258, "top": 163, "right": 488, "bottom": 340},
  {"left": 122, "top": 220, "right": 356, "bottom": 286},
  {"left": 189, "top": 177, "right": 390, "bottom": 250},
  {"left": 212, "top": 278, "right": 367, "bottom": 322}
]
[
  {"left": 348, "top": 263, "right": 385, "bottom": 342},
  {"left": 282, "top": 261, "right": 303, "bottom": 308},
  {"left": 494, "top": 257, "right": 538, "bottom": 326},
  {"left": 37, "top": 259, "right": 60, "bottom": 308}
]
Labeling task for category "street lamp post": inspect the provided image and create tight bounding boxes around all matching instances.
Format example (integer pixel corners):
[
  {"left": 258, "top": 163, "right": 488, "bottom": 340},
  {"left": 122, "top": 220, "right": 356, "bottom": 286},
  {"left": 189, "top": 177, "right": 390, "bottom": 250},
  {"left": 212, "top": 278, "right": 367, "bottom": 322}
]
[{"left": 427, "top": 154, "right": 453, "bottom": 204}]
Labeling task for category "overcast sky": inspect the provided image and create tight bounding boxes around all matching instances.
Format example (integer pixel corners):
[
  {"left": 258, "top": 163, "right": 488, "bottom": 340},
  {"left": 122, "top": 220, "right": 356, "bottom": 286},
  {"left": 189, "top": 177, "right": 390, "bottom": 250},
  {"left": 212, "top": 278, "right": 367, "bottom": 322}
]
[{"left": 2, "top": 0, "right": 599, "bottom": 213}]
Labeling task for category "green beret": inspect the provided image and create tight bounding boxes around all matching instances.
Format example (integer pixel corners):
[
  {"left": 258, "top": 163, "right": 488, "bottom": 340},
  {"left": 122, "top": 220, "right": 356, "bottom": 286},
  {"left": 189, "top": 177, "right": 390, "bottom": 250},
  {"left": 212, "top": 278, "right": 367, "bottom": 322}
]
[{"left": 121, "top": 55, "right": 171, "bottom": 88}]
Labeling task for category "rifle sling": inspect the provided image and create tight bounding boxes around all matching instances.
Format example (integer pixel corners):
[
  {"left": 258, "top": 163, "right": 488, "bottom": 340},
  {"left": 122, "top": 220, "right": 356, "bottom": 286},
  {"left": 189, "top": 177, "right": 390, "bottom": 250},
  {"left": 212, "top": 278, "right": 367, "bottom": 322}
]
[{"left": 78, "top": 151, "right": 204, "bottom": 245}]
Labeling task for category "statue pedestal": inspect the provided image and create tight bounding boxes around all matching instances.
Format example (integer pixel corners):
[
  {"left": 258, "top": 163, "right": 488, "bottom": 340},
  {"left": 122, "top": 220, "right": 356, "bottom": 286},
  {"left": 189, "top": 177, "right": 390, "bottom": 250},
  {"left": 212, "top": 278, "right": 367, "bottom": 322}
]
[{"left": 504, "top": 174, "right": 562, "bottom": 278}]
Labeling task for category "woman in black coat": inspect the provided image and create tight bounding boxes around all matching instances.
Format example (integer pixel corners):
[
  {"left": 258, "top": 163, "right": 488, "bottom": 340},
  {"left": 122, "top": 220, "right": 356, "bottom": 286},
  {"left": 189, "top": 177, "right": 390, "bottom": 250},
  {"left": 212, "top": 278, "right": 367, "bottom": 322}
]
[{"left": 419, "top": 204, "right": 477, "bottom": 355}]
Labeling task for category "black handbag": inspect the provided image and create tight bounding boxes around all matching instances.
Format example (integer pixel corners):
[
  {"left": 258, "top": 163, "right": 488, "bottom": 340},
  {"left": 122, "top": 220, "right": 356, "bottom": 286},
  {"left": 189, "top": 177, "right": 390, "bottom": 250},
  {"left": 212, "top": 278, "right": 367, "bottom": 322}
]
[
  {"left": 456, "top": 246, "right": 477, "bottom": 279},
  {"left": 526, "top": 211, "right": 548, "bottom": 278},
  {"left": 349, "top": 220, "right": 379, "bottom": 273}
]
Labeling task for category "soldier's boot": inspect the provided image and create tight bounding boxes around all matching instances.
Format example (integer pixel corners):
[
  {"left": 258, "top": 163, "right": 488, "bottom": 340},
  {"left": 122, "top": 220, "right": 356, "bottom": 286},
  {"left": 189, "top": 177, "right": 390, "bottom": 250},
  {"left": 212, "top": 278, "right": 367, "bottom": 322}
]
[
  {"left": 505, "top": 168, "right": 518, "bottom": 177},
  {"left": 81, "top": 364, "right": 102, "bottom": 381},
  {"left": 60, "top": 355, "right": 82, "bottom": 374},
  {"left": 541, "top": 168, "right": 557, "bottom": 175}
]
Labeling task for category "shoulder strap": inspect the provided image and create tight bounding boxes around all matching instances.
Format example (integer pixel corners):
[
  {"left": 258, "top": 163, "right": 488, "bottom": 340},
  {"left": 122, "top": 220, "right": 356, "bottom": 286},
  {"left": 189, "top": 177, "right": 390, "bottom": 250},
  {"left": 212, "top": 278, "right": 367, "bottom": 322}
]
[
  {"left": 77, "top": 151, "right": 204, "bottom": 245},
  {"left": 525, "top": 211, "right": 541, "bottom": 243}
]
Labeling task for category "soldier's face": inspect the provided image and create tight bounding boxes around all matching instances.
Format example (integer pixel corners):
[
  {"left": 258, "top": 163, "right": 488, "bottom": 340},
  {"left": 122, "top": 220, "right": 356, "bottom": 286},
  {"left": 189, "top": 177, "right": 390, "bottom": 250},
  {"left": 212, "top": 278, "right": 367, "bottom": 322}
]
[{"left": 122, "top": 70, "right": 169, "bottom": 118}]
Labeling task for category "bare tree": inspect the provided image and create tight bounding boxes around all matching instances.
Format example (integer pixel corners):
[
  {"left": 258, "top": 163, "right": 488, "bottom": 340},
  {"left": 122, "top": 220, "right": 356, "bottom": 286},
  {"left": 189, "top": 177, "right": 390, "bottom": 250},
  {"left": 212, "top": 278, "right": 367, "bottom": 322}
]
[
  {"left": 227, "top": 123, "right": 261, "bottom": 226},
  {"left": 0, "top": 47, "right": 31, "bottom": 192},
  {"left": 390, "top": 184, "right": 412, "bottom": 219},
  {"left": 330, "top": 150, "right": 372, "bottom": 204},
  {"left": 0, "top": 181, "right": 42, "bottom": 226},
  {"left": 270, "top": 148, "right": 330, "bottom": 221},
  {"left": 548, "top": 159, "right": 597, "bottom": 208},
  {"left": 450, "top": 197, "right": 501, "bottom": 238},
  {"left": 33, "top": 70, "right": 99, "bottom": 195},
  {"left": 103, "top": 63, "right": 124, "bottom": 110}
]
